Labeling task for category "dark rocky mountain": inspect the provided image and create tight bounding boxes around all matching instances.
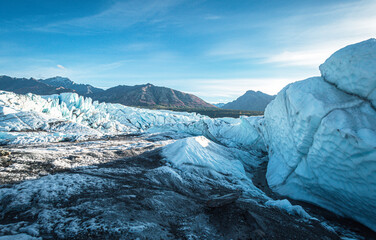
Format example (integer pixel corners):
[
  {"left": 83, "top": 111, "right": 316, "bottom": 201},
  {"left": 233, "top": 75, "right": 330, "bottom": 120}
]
[
  {"left": 89, "top": 83, "right": 216, "bottom": 108},
  {"left": 0, "top": 75, "right": 215, "bottom": 109},
  {"left": 222, "top": 90, "right": 275, "bottom": 111},
  {"left": 41, "top": 76, "right": 104, "bottom": 95},
  {"left": 0, "top": 75, "right": 73, "bottom": 95}
]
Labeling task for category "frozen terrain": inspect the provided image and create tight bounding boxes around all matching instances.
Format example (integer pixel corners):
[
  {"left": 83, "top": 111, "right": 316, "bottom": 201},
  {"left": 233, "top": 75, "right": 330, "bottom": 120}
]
[
  {"left": 263, "top": 39, "right": 376, "bottom": 231},
  {"left": 319, "top": 38, "right": 376, "bottom": 108},
  {"left": 0, "top": 91, "right": 264, "bottom": 150},
  {"left": 1, "top": 134, "right": 344, "bottom": 239},
  {"left": 1, "top": 39, "right": 376, "bottom": 239}
]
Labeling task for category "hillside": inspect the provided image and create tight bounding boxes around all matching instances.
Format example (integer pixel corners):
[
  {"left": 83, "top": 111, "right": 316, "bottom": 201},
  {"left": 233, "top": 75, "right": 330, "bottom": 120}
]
[
  {"left": 89, "top": 83, "right": 216, "bottom": 108},
  {"left": 222, "top": 90, "right": 275, "bottom": 111},
  {"left": 0, "top": 76, "right": 215, "bottom": 109},
  {"left": 41, "top": 76, "right": 104, "bottom": 95},
  {"left": 0, "top": 75, "right": 73, "bottom": 95}
]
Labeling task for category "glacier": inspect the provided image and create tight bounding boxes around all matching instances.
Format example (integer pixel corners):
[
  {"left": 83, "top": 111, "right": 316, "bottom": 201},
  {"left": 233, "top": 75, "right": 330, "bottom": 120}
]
[
  {"left": 263, "top": 38, "right": 376, "bottom": 231},
  {"left": 0, "top": 135, "right": 340, "bottom": 239},
  {"left": 320, "top": 38, "right": 376, "bottom": 108},
  {"left": 0, "top": 39, "right": 376, "bottom": 236},
  {"left": 0, "top": 91, "right": 264, "bottom": 150}
]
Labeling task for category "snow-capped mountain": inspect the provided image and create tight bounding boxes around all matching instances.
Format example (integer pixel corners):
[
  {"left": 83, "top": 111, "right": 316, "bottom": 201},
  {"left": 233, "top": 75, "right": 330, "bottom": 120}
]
[
  {"left": 41, "top": 76, "right": 104, "bottom": 95},
  {"left": 222, "top": 90, "right": 275, "bottom": 111},
  {"left": 88, "top": 83, "right": 216, "bottom": 108}
]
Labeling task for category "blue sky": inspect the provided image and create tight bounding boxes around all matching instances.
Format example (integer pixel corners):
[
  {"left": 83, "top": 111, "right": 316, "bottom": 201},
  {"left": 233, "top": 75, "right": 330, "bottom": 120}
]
[{"left": 0, "top": 0, "right": 375, "bottom": 103}]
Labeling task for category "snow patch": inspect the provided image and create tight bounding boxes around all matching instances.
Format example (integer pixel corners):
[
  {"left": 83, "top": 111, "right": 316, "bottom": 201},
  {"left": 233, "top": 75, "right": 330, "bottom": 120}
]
[{"left": 265, "top": 199, "right": 313, "bottom": 220}]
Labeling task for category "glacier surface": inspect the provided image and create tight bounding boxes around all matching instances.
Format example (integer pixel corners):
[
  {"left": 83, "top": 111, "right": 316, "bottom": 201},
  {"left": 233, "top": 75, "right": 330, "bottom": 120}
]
[
  {"left": 162, "top": 136, "right": 265, "bottom": 197},
  {"left": 0, "top": 38, "right": 376, "bottom": 235},
  {"left": 0, "top": 135, "right": 340, "bottom": 239},
  {"left": 263, "top": 38, "right": 376, "bottom": 231},
  {"left": 0, "top": 91, "right": 264, "bottom": 151},
  {"left": 320, "top": 38, "right": 376, "bottom": 108}
]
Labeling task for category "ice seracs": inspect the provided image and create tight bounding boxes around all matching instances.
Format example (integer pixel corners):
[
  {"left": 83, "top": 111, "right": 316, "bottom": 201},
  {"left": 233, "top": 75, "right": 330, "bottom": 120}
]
[
  {"left": 263, "top": 39, "right": 376, "bottom": 231},
  {"left": 0, "top": 91, "right": 264, "bottom": 149},
  {"left": 0, "top": 91, "right": 201, "bottom": 144}
]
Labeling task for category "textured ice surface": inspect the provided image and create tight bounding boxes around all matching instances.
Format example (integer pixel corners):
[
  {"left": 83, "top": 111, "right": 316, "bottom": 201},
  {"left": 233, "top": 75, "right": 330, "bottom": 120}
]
[
  {"left": 0, "top": 135, "right": 171, "bottom": 184},
  {"left": 0, "top": 91, "right": 264, "bottom": 151},
  {"left": 151, "top": 116, "right": 265, "bottom": 151},
  {"left": 162, "top": 136, "right": 265, "bottom": 196},
  {"left": 0, "top": 234, "right": 41, "bottom": 240},
  {"left": 320, "top": 38, "right": 376, "bottom": 108},
  {"left": 0, "top": 135, "right": 341, "bottom": 239},
  {"left": 264, "top": 40, "right": 376, "bottom": 231}
]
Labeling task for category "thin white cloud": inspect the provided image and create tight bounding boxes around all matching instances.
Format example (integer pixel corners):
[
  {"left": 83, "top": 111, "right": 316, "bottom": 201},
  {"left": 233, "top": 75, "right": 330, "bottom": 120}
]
[
  {"left": 35, "top": 0, "right": 182, "bottom": 33},
  {"left": 206, "top": 0, "right": 376, "bottom": 67},
  {"left": 266, "top": 0, "right": 376, "bottom": 66},
  {"left": 263, "top": 49, "right": 332, "bottom": 67},
  {"left": 57, "top": 64, "right": 65, "bottom": 70},
  {"left": 167, "top": 78, "right": 298, "bottom": 102}
]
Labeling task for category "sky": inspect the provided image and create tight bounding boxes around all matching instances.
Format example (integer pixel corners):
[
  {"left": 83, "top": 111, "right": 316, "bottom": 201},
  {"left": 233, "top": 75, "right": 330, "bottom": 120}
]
[{"left": 0, "top": 0, "right": 375, "bottom": 103}]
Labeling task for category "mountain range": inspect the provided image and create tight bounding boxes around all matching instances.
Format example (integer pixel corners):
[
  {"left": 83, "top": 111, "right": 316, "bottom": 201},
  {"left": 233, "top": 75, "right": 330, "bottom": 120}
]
[
  {"left": 41, "top": 76, "right": 104, "bottom": 95},
  {"left": 0, "top": 75, "right": 72, "bottom": 95},
  {"left": 0, "top": 75, "right": 275, "bottom": 111},
  {"left": 88, "top": 83, "right": 214, "bottom": 108},
  {"left": 0, "top": 75, "right": 215, "bottom": 109}
]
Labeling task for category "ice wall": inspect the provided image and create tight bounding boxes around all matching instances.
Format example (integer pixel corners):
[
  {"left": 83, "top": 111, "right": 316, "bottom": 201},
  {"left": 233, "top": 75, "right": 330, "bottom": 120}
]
[{"left": 263, "top": 39, "right": 376, "bottom": 231}]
